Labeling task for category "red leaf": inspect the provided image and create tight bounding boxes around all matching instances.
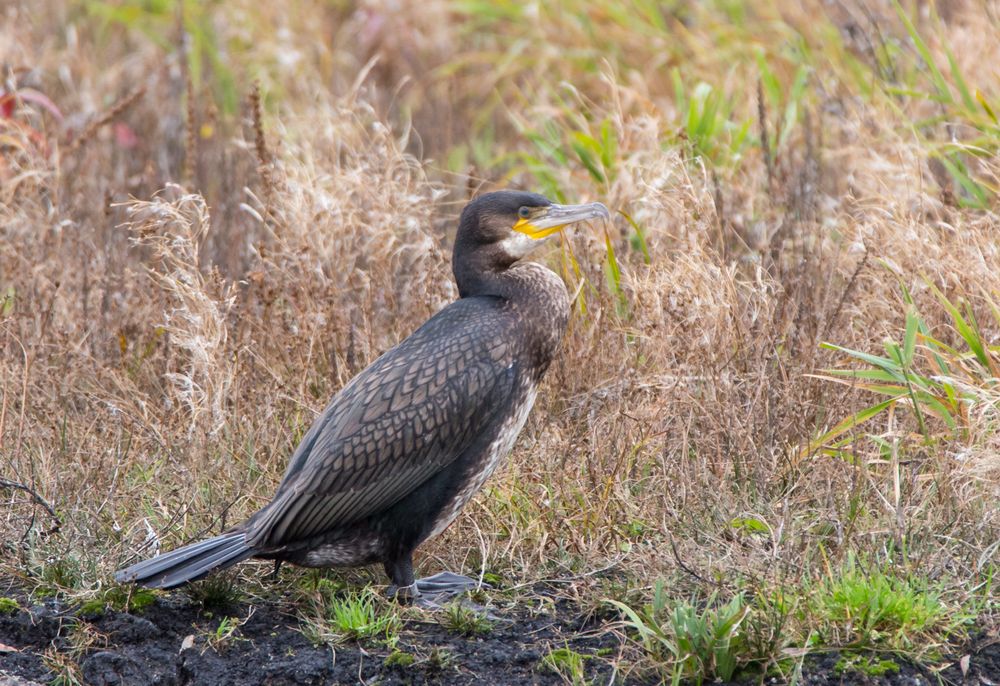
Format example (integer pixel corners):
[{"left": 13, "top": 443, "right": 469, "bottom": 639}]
[
  {"left": 0, "top": 88, "right": 63, "bottom": 122},
  {"left": 0, "top": 92, "right": 14, "bottom": 118},
  {"left": 114, "top": 122, "right": 139, "bottom": 148}
]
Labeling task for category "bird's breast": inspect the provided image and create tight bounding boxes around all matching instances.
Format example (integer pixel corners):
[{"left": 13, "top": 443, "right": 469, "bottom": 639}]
[{"left": 425, "top": 379, "right": 539, "bottom": 542}]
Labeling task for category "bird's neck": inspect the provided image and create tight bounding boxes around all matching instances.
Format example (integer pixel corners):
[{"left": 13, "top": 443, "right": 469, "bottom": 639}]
[
  {"left": 452, "top": 243, "right": 514, "bottom": 299},
  {"left": 455, "top": 256, "right": 570, "bottom": 376},
  {"left": 454, "top": 246, "right": 560, "bottom": 303}
]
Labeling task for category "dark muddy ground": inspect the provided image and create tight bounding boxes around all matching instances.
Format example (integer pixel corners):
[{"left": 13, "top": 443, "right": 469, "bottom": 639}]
[
  {"left": 1, "top": 580, "right": 998, "bottom": 685},
  {"left": 2, "top": 579, "right": 627, "bottom": 686}
]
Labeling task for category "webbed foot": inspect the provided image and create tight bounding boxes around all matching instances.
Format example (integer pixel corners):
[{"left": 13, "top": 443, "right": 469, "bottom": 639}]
[
  {"left": 387, "top": 571, "right": 501, "bottom": 615},
  {"left": 387, "top": 581, "right": 443, "bottom": 609},
  {"left": 385, "top": 557, "right": 497, "bottom": 613},
  {"left": 414, "top": 571, "right": 488, "bottom": 596}
]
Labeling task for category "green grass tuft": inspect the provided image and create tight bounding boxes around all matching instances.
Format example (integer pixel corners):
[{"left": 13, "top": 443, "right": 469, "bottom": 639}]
[
  {"left": 540, "top": 646, "right": 589, "bottom": 685},
  {"left": 301, "top": 586, "right": 401, "bottom": 645},
  {"left": 808, "top": 559, "right": 960, "bottom": 656},
  {"left": 442, "top": 602, "right": 493, "bottom": 636},
  {"left": 185, "top": 575, "right": 242, "bottom": 612}
]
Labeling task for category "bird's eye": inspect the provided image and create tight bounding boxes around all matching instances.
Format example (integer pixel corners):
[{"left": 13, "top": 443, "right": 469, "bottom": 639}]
[{"left": 518, "top": 207, "right": 531, "bottom": 219}]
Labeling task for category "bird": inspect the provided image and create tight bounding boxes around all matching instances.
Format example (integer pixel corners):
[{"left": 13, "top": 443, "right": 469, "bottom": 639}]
[{"left": 115, "top": 190, "right": 610, "bottom": 604}]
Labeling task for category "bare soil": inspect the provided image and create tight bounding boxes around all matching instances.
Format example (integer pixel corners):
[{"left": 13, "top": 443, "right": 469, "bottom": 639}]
[
  {"left": 0, "top": 583, "right": 625, "bottom": 686},
  {"left": 1, "top": 580, "right": 997, "bottom": 685}
]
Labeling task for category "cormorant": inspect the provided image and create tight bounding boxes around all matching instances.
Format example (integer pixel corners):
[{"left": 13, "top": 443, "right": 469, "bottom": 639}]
[{"left": 115, "top": 190, "right": 610, "bottom": 603}]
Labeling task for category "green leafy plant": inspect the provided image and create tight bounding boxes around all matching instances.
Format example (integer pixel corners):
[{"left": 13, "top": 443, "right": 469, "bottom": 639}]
[
  {"left": 807, "top": 279, "right": 999, "bottom": 457},
  {"left": 201, "top": 610, "right": 254, "bottom": 653},
  {"left": 606, "top": 581, "right": 750, "bottom": 684},
  {"left": 514, "top": 113, "right": 619, "bottom": 201},
  {"left": 671, "top": 71, "right": 752, "bottom": 168}
]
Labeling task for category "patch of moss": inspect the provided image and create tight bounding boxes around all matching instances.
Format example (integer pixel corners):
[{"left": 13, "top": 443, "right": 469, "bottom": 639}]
[
  {"left": 77, "top": 586, "right": 157, "bottom": 617},
  {"left": 0, "top": 597, "right": 19, "bottom": 615},
  {"left": 482, "top": 572, "right": 503, "bottom": 587},
  {"left": 124, "top": 588, "right": 156, "bottom": 612},
  {"left": 32, "top": 587, "right": 56, "bottom": 600},
  {"left": 385, "top": 649, "right": 415, "bottom": 668},
  {"left": 835, "top": 654, "right": 900, "bottom": 677},
  {"left": 78, "top": 598, "right": 107, "bottom": 617}
]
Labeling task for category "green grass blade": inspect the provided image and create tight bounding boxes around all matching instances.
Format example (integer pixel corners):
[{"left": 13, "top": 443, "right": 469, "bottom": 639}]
[
  {"left": 976, "top": 90, "right": 998, "bottom": 124},
  {"left": 811, "top": 374, "right": 910, "bottom": 397},
  {"left": 892, "top": 0, "right": 953, "bottom": 105},
  {"left": 822, "top": 368, "right": 905, "bottom": 383},
  {"left": 604, "top": 230, "right": 628, "bottom": 317},
  {"left": 820, "top": 342, "right": 903, "bottom": 376},
  {"left": 571, "top": 132, "right": 605, "bottom": 183},
  {"left": 944, "top": 45, "right": 976, "bottom": 113},
  {"left": 927, "top": 282, "right": 991, "bottom": 368},
  {"left": 619, "top": 210, "right": 651, "bottom": 263},
  {"left": 937, "top": 154, "right": 988, "bottom": 208},
  {"left": 600, "top": 118, "right": 617, "bottom": 173},
  {"left": 910, "top": 392, "right": 957, "bottom": 429},
  {"left": 903, "top": 306, "right": 918, "bottom": 366},
  {"left": 804, "top": 399, "right": 896, "bottom": 456}
]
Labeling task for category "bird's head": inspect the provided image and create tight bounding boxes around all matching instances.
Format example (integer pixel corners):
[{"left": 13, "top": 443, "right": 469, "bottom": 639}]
[
  {"left": 451, "top": 190, "right": 610, "bottom": 298},
  {"left": 455, "top": 190, "right": 610, "bottom": 266}
]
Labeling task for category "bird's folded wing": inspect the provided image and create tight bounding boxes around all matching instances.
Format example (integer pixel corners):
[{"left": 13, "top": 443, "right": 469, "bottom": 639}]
[{"left": 246, "top": 301, "right": 518, "bottom": 548}]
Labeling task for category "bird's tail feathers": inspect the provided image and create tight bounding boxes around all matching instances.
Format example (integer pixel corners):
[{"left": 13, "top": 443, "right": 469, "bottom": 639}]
[{"left": 115, "top": 531, "right": 254, "bottom": 590}]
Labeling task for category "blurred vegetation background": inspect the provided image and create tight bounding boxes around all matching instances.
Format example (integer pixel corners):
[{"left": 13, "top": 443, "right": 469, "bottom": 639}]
[{"left": 2, "top": 0, "right": 999, "bottom": 681}]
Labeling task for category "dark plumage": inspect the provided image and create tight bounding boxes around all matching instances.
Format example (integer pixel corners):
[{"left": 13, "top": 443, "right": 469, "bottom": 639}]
[{"left": 115, "top": 190, "right": 609, "bottom": 601}]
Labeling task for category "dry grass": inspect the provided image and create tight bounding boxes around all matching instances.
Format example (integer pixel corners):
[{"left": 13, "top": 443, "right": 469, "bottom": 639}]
[{"left": 2, "top": 0, "right": 1000, "bottom": 678}]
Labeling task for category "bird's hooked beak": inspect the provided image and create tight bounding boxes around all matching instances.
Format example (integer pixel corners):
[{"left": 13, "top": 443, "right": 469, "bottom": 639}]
[{"left": 513, "top": 201, "right": 611, "bottom": 239}]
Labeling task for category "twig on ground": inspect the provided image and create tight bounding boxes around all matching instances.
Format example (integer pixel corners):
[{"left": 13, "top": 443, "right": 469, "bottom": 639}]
[{"left": 669, "top": 534, "right": 708, "bottom": 585}]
